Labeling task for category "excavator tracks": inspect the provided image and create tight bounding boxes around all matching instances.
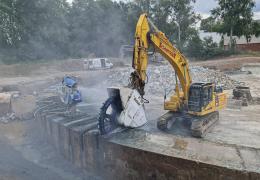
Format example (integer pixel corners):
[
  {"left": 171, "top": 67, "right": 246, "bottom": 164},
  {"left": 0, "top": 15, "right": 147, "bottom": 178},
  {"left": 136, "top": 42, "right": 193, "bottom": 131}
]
[
  {"left": 191, "top": 111, "right": 219, "bottom": 138},
  {"left": 157, "top": 111, "right": 219, "bottom": 138},
  {"left": 157, "top": 111, "right": 178, "bottom": 131}
]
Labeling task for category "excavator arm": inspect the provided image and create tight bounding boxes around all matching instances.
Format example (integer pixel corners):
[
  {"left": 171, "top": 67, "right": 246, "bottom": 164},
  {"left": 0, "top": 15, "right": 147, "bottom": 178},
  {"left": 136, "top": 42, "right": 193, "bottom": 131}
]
[{"left": 130, "top": 13, "right": 192, "bottom": 111}]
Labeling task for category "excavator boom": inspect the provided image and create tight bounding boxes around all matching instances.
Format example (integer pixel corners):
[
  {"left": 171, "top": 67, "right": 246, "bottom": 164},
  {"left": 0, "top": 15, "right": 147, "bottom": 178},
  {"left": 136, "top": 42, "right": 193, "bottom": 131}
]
[{"left": 130, "top": 14, "right": 192, "bottom": 111}]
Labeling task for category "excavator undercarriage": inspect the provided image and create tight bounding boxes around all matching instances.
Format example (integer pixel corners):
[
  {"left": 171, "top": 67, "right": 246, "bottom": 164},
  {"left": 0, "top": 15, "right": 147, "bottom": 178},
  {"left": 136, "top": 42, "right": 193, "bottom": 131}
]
[{"left": 157, "top": 111, "right": 219, "bottom": 138}]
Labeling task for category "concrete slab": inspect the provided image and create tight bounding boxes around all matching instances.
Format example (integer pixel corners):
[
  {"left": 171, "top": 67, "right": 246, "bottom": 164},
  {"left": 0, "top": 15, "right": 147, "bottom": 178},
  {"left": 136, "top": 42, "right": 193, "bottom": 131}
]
[
  {"left": 11, "top": 95, "right": 36, "bottom": 119},
  {"left": 37, "top": 92, "right": 260, "bottom": 179},
  {"left": 69, "top": 117, "right": 97, "bottom": 167},
  {"left": 82, "top": 130, "right": 100, "bottom": 172},
  {"left": 0, "top": 92, "right": 11, "bottom": 116},
  {"left": 50, "top": 116, "right": 67, "bottom": 150}
]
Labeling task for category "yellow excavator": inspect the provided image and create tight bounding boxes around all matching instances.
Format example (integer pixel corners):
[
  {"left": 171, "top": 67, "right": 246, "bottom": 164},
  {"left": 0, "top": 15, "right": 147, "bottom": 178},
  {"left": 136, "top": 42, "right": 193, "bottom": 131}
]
[{"left": 98, "top": 14, "right": 227, "bottom": 137}]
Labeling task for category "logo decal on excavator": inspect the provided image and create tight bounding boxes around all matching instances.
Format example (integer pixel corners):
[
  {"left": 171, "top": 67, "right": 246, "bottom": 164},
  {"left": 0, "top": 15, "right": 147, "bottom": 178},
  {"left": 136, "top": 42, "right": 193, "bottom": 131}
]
[
  {"left": 133, "top": 97, "right": 141, "bottom": 105},
  {"left": 159, "top": 43, "right": 176, "bottom": 59}
]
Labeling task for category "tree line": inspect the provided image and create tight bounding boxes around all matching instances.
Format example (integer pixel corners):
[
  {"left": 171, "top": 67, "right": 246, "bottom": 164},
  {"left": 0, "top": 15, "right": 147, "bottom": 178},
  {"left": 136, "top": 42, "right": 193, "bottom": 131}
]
[
  {"left": 201, "top": 0, "right": 260, "bottom": 47},
  {"left": 0, "top": 0, "right": 259, "bottom": 63}
]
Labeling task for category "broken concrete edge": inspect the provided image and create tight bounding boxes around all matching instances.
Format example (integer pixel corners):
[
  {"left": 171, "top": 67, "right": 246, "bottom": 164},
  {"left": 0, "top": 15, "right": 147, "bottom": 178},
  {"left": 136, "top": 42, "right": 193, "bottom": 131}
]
[
  {"left": 36, "top": 112, "right": 260, "bottom": 179},
  {"left": 101, "top": 140, "right": 259, "bottom": 180},
  {"left": 107, "top": 129, "right": 260, "bottom": 174},
  {"left": 77, "top": 133, "right": 260, "bottom": 179},
  {"left": 0, "top": 93, "right": 12, "bottom": 116},
  {"left": 0, "top": 92, "right": 37, "bottom": 122},
  {"left": 11, "top": 95, "right": 36, "bottom": 120}
]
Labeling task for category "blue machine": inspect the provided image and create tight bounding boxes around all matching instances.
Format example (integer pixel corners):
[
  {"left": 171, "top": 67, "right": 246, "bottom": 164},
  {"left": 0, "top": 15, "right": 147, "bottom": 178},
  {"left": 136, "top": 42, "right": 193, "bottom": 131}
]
[
  {"left": 63, "top": 76, "right": 77, "bottom": 88},
  {"left": 61, "top": 76, "right": 82, "bottom": 105},
  {"left": 70, "top": 90, "right": 82, "bottom": 104}
]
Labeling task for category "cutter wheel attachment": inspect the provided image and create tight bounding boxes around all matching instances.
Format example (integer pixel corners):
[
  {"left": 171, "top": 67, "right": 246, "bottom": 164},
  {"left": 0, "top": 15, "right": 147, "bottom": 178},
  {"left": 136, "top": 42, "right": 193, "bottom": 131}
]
[
  {"left": 98, "top": 87, "right": 147, "bottom": 135},
  {"left": 98, "top": 96, "right": 122, "bottom": 135}
]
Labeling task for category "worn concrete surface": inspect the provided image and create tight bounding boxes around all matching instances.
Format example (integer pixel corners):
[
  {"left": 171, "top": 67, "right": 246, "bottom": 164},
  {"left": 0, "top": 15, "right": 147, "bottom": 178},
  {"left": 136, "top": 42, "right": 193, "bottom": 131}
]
[
  {"left": 108, "top": 101, "right": 260, "bottom": 173},
  {"left": 38, "top": 101, "right": 260, "bottom": 179},
  {"left": 36, "top": 90, "right": 260, "bottom": 179},
  {"left": 119, "top": 65, "right": 260, "bottom": 174}
]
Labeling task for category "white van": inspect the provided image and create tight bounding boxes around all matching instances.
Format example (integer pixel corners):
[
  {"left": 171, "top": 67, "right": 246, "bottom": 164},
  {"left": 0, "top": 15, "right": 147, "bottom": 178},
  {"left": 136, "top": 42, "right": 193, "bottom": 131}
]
[{"left": 83, "top": 58, "right": 113, "bottom": 70}]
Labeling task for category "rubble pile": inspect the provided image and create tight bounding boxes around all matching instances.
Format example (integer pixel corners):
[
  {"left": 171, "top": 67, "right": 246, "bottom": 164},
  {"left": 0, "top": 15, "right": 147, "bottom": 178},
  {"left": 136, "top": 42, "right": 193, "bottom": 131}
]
[
  {"left": 106, "top": 65, "right": 242, "bottom": 95},
  {"left": 0, "top": 91, "right": 36, "bottom": 123}
]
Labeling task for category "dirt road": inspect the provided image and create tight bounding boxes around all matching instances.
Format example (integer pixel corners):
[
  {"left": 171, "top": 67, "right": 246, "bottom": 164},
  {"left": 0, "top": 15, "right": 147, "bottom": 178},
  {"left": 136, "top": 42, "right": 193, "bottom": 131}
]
[{"left": 191, "top": 56, "right": 260, "bottom": 70}]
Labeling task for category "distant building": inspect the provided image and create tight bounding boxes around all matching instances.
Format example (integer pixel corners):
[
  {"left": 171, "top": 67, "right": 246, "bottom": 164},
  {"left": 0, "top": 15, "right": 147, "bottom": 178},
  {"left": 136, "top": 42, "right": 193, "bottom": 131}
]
[
  {"left": 199, "top": 30, "right": 222, "bottom": 43},
  {"left": 223, "top": 20, "right": 260, "bottom": 51},
  {"left": 224, "top": 34, "right": 260, "bottom": 51}
]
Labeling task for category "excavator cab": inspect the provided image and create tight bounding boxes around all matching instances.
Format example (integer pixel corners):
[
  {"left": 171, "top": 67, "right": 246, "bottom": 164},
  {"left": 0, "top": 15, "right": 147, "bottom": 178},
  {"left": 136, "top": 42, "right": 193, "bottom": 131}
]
[
  {"left": 187, "top": 82, "right": 225, "bottom": 137},
  {"left": 188, "top": 83, "right": 214, "bottom": 112}
]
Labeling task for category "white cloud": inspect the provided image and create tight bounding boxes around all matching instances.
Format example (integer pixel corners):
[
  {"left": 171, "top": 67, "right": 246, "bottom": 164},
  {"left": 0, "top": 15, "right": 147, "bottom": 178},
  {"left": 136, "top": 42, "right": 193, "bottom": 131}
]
[
  {"left": 199, "top": 13, "right": 211, "bottom": 19},
  {"left": 192, "top": 0, "right": 217, "bottom": 13},
  {"left": 253, "top": 12, "right": 260, "bottom": 20}
]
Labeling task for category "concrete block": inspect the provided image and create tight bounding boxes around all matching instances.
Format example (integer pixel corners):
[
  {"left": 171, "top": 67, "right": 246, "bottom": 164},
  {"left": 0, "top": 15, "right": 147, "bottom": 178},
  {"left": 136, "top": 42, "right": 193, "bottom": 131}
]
[
  {"left": 58, "top": 118, "right": 75, "bottom": 161},
  {"left": 0, "top": 92, "right": 11, "bottom": 116},
  {"left": 57, "top": 117, "right": 92, "bottom": 161},
  {"left": 11, "top": 95, "right": 36, "bottom": 119},
  {"left": 70, "top": 128, "right": 83, "bottom": 167},
  {"left": 45, "top": 115, "right": 52, "bottom": 136},
  {"left": 50, "top": 116, "right": 65, "bottom": 150},
  {"left": 70, "top": 118, "right": 97, "bottom": 168},
  {"left": 82, "top": 130, "right": 100, "bottom": 172},
  {"left": 38, "top": 113, "right": 47, "bottom": 135}
]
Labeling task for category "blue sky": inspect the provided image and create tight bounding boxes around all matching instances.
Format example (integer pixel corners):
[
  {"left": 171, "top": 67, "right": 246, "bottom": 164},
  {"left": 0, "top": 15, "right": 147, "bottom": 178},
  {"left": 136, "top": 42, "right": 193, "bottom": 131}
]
[{"left": 66, "top": 0, "right": 260, "bottom": 19}]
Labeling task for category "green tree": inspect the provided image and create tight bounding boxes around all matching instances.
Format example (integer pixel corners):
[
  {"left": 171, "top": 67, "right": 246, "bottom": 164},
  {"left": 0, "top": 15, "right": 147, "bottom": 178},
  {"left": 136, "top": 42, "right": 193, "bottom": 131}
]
[
  {"left": 185, "top": 32, "right": 203, "bottom": 58},
  {"left": 122, "top": 0, "right": 199, "bottom": 50},
  {"left": 0, "top": 0, "right": 21, "bottom": 47},
  {"left": 211, "top": 0, "right": 256, "bottom": 48},
  {"left": 251, "top": 21, "right": 260, "bottom": 37},
  {"left": 200, "top": 17, "right": 223, "bottom": 33},
  {"left": 0, "top": 0, "right": 203, "bottom": 62},
  {"left": 151, "top": 0, "right": 199, "bottom": 49},
  {"left": 0, "top": 0, "right": 70, "bottom": 62},
  {"left": 16, "top": 0, "right": 70, "bottom": 60},
  {"left": 69, "top": 0, "right": 128, "bottom": 57},
  {"left": 119, "top": 1, "right": 144, "bottom": 42}
]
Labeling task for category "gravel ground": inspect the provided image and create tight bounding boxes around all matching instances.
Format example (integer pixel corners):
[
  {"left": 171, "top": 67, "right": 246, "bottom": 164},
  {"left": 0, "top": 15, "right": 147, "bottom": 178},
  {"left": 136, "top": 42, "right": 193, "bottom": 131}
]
[{"left": 105, "top": 64, "right": 243, "bottom": 95}]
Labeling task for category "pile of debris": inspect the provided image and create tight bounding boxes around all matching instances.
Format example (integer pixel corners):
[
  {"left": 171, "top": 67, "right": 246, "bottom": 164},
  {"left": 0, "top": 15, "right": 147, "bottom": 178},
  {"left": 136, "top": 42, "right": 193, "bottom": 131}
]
[
  {"left": 0, "top": 89, "right": 36, "bottom": 123},
  {"left": 105, "top": 65, "right": 243, "bottom": 95}
]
